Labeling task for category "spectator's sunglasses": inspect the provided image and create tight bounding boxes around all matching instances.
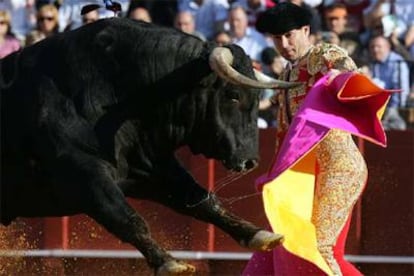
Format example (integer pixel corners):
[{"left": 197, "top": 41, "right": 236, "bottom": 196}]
[{"left": 38, "top": 16, "right": 55, "bottom": 22}]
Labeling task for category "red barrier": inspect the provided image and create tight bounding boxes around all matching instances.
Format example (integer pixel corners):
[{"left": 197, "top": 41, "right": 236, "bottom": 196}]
[{"left": 0, "top": 129, "right": 413, "bottom": 275}]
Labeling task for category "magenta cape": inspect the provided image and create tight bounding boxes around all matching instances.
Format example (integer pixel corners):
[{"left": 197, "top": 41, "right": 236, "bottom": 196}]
[
  {"left": 256, "top": 72, "right": 393, "bottom": 191},
  {"left": 247, "top": 72, "right": 395, "bottom": 275}
]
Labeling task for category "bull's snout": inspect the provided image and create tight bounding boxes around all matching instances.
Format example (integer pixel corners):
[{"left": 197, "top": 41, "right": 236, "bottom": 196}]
[
  {"left": 243, "top": 159, "right": 258, "bottom": 171},
  {"left": 224, "top": 158, "right": 258, "bottom": 172}
]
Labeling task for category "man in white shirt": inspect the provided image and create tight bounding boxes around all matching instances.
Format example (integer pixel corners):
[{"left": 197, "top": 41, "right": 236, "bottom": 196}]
[
  {"left": 178, "top": 0, "right": 229, "bottom": 40},
  {"left": 231, "top": 0, "right": 267, "bottom": 26},
  {"left": 228, "top": 4, "right": 273, "bottom": 66}
]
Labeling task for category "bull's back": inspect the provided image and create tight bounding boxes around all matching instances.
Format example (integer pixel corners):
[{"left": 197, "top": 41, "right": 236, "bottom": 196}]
[{"left": 1, "top": 18, "right": 214, "bottom": 223}]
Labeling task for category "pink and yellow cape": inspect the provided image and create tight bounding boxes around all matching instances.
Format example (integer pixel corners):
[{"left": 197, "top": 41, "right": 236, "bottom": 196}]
[{"left": 254, "top": 72, "right": 395, "bottom": 275}]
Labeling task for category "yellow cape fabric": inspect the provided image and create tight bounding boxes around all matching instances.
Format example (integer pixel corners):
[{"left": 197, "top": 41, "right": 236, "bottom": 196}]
[{"left": 263, "top": 148, "right": 334, "bottom": 275}]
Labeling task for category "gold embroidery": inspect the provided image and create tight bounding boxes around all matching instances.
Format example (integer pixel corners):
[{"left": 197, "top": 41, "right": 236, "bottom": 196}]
[
  {"left": 276, "top": 43, "right": 364, "bottom": 275},
  {"left": 290, "top": 65, "right": 299, "bottom": 81},
  {"left": 308, "top": 43, "right": 357, "bottom": 75},
  {"left": 308, "top": 75, "right": 315, "bottom": 88},
  {"left": 277, "top": 43, "right": 358, "bottom": 134},
  {"left": 312, "top": 130, "right": 367, "bottom": 275}
]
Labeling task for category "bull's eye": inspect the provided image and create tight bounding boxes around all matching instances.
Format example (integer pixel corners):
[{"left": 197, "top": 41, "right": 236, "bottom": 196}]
[{"left": 226, "top": 90, "right": 240, "bottom": 104}]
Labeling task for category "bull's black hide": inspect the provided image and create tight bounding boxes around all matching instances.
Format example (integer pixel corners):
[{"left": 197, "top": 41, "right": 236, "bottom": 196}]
[{"left": 0, "top": 18, "right": 282, "bottom": 274}]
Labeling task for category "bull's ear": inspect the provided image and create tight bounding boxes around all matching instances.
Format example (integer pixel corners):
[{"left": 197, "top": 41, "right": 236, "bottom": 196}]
[
  {"left": 94, "top": 28, "right": 120, "bottom": 73},
  {"left": 95, "top": 28, "right": 117, "bottom": 54}
]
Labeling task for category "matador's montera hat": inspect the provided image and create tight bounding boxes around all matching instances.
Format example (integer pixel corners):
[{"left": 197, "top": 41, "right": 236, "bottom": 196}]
[{"left": 256, "top": 2, "right": 312, "bottom": 35}]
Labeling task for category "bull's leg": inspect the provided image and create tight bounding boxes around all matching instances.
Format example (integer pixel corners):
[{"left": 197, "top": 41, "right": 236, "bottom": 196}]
[
  {"left": 175, "top": 190, "right": 283, "bottom": 252},
  {"left": 51, "top": 153, "right": 195, "bottom": 275},
  {"left": 89, "top": 201, "right": 195, "bottom": 275},
  {"left": 123, "top": 158, "right": 283, "bottom": 253}
]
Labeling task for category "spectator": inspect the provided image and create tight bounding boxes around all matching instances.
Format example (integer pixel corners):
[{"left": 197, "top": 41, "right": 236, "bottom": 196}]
[
  {"left": 322, "top": 0, "right": 370, "bottom": 33},
  {"left": 228, "top": 5, "right": 272, "bottom": 65},
  {"left": 128, "top": 0, "right": 178, "bottom": 27},
  {"left": 178, "top": 0, "right": 229, "bottom": 40},
  {"left": 174, "top": 11, "right": 206, "bottom": 40},
  {"left": 358, "top": 59, "right": 386, "bottom": 88},
  {"left": 213, "top": 30, "right": 232, "bottom": 45},
  {"left": 405, "top": 24, "right": 414, "bottom": 58},
  {"left": 127, "top": 6, "right": 152, "bottom": 22},
  {"left": 59, "top": 0, "right": 129, "bottom": 31},
  {"left": 61, "top": 3, "right": 102, "bottom": 30},
  {"left": 257, "top": 47, "right": 287, "bottom": 128},
  {"left": 81, "top": 4, "right": 100, "bottom": 25},
  {"left": 388, "top": 28, "right": 413, "bottom": 61},
  {"left": 321, "top": 3, "right": 364, "bottom": 60},
  {"left": 231, "top": 0, "right": 267, "bottom": 26},
  {"left": 364, "top": 0, "right": 414, "bottom": 31},
  {"left": 35, "top": 0, "right": 62, "bottom": 10},
  {"left": 59, "top": 0, "right": 87, "bottom": 31},
  {"left": 369, "top": 34, "right": 409, "bottom": 129},
  {"left": 0, "top": 0, "right": 36, "bottom": 42},
  {"left": 0, "top": 10, "right": 21, "bottom": 58},
  {"left": 25, "top": 3, "right": 59, "bottom": 46},
  {"left": 363, "top": 0, "right": 414, "bottom": 53},
  {"left": 260, "top": 46, "right": 285, "bottom": 78}
]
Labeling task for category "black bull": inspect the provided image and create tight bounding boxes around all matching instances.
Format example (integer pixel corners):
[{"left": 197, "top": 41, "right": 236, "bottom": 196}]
[{"left": 0, "top": 18, "right": 296, "bottom": 274}]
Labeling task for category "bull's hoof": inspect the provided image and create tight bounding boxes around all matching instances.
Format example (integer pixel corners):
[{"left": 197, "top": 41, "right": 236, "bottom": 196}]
[
  {"left": 247, "top": 230, "right": 284, "bottom": 251},
  {"left": 156, "top": 260, "right": 196, "bottom": 276}
]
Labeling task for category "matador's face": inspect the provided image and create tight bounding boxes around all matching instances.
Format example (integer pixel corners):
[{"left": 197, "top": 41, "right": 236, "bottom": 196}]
[{"left": 270, "top": 25, "right": 312, "bottom": 63}]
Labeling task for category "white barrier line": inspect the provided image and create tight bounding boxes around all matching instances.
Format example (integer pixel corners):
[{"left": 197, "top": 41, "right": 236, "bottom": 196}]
[
  {"left": 345, "top": 255, "right": 414, "bottom": 264},
  {"left": 0, "top": 250, "right": 413, "bottom": 264}
]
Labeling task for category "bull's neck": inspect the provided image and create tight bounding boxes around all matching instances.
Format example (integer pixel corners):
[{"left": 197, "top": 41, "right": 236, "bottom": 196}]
[{"left": 158, "top": 98, "right": 197, "bottom": 150}]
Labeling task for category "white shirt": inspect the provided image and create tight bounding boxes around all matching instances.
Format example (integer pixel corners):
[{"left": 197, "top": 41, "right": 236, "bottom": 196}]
[
  {"left": 231, "top": 27, "right": 273, "bottom": 62},
  {"left": 231, "top": 0, "right": 266, "bottom": 26},
  {"left": 178, "top": 0, "right": 229, "bottom": 40}
]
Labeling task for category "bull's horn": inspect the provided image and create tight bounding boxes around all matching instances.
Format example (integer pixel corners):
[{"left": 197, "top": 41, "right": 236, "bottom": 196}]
[
  {"left": 254, "top": 69, "right": 304, "bottom": 89},
  {"left": 208, "top": 47, "right": 302, "bottom": 89}
]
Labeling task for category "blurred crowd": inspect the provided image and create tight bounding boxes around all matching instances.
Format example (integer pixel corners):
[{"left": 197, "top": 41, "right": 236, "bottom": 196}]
[{"left": 1, "top": 0, "right": 414, "bottom": 129}]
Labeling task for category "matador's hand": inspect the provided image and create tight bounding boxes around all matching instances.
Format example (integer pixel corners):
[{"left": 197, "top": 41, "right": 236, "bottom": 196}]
[{"left": 327, "top": 69, "right": 341, "bottom": 84}]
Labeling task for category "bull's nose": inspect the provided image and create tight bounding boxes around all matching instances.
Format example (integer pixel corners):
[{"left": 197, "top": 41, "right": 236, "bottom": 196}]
[{"left": 244, "top": 159, "right": 258, "bottom": 171}]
